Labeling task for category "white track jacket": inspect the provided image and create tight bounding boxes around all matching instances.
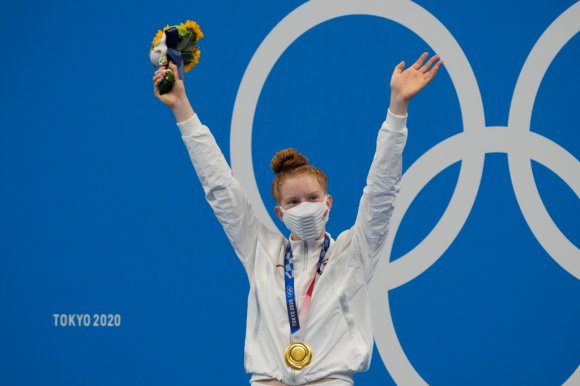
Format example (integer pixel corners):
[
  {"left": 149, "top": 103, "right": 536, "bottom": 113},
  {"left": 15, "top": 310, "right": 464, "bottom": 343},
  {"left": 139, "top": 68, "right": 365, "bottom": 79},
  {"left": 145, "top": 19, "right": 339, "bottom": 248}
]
[{"left": 177, "top": 110, "right": 408, "bottom": 385}]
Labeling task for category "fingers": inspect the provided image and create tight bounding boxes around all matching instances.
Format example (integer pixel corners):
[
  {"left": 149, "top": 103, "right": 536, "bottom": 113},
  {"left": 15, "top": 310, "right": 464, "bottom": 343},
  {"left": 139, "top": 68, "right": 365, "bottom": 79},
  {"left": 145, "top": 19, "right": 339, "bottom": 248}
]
[
  {"left": 153, "top": 68, "right": 167, "bottom": 84},
  {"left": 168, "top": 62, "right": 180, "bottom": 81},
  {"left": 153, "top": 79, "right": 160, "bottom": 98},
  {"left": 394, "top": 60, "right": 405, "bottom": 75},
  {"left": 419, "top": 55, "right": 439, "bottom": 73},
  {"left": 152, "top": 68, "right": 166, "bottom": 98},
  {"left": 411, "top": 52, "right": 429, "bottom": 69},
  {"left": 151, "top": 61, "right": 180, "bottom": 85},
  {"left": 153, "top": 73, "right": 165, "bottom": 84},
  {"left": 425, "top": 59, "right": 444, "bottom": 81}
]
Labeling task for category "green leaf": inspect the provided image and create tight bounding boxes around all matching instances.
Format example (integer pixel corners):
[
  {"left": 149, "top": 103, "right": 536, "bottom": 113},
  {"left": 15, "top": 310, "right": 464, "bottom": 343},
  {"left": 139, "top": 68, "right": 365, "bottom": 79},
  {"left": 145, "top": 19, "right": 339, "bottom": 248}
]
[
  {"left": 177, "top": 32, "right": 192, "bottom": 51},
  {"left": 181, "top": 50, "right": 194, "bottom": 62}
]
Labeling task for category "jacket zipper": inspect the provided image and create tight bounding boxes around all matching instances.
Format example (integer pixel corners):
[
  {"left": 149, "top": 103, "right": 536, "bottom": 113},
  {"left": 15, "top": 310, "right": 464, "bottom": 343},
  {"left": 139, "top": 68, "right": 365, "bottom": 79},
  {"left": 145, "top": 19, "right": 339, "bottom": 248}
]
[{"left": 304, "top": 240, "right": 308, "bottom": 273}]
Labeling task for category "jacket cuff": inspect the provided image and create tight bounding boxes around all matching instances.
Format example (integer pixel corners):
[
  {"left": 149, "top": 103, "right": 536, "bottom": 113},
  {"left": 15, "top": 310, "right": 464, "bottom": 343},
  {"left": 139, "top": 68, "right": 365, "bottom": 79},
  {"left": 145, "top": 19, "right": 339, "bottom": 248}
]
[
  {"left": 176, "top": 113, "right": 203, "bottom": 137},
  {"left": 386, "top": 109, "right": 408, "bottom": 131}
]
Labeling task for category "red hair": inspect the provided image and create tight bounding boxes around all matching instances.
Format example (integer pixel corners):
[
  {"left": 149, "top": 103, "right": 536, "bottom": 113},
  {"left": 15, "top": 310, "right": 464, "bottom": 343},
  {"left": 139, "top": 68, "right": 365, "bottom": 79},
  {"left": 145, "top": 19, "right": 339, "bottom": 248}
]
[{"left": 270, "top": 148, "right": 328, "bottom": 203}]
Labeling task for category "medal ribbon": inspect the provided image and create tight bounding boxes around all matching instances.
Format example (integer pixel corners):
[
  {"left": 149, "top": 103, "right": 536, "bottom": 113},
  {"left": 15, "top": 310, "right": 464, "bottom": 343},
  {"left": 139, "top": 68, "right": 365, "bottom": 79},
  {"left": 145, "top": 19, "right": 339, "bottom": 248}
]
[{"left": 283, "top": 234, "right": 330, "bottom": 334}]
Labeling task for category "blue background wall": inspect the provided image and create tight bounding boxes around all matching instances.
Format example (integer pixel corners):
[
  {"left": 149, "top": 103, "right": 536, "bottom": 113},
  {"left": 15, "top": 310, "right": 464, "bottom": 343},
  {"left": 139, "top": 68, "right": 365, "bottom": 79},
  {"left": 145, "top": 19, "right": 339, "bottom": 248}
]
[{"left": 0, "top": 0, "right": 578, "bottom": 385}]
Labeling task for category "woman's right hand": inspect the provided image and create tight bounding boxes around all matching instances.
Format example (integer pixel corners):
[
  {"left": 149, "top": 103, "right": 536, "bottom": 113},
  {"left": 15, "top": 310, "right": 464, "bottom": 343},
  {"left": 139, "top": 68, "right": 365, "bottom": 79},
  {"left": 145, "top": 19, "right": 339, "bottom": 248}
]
[{"left": 153, "top": 62, "right": 195, "bottom": 122}]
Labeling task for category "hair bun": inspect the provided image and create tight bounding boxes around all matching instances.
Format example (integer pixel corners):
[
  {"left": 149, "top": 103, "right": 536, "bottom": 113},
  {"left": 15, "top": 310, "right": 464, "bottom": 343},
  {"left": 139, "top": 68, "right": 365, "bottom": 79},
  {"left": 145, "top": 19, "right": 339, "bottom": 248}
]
[{"left": 270, "top": 148, "right": 309, "bottom": 174}]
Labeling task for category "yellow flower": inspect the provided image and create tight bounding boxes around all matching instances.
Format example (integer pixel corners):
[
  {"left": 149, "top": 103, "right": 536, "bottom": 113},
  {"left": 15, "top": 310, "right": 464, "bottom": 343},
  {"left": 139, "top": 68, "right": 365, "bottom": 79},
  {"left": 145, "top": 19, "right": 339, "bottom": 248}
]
[
  {"left": 184, "top": 49, "right": 201, "bottom": 72},
  {"left": 183, "top": 19, "right": 204, "bottom": 40},
  {"left": 151, "top": 24, "right": 170, "bottom": 47}
]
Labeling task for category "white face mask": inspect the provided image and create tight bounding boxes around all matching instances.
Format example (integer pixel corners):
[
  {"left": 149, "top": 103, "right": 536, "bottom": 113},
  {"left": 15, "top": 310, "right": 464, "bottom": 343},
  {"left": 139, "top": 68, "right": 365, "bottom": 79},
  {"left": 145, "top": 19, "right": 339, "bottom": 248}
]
[{"left": 279, "top": 196, "right": 329, "bottom": 241}]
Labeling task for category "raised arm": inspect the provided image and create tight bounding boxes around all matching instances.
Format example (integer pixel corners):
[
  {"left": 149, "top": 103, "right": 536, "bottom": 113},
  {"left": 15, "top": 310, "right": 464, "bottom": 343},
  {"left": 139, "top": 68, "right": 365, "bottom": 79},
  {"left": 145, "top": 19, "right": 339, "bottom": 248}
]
[
  {"left": 353, "top": 53, "right": 443, "bottom": 281},
  {"left": 153, "top": 63, "right": 268, "bottom": 269}
]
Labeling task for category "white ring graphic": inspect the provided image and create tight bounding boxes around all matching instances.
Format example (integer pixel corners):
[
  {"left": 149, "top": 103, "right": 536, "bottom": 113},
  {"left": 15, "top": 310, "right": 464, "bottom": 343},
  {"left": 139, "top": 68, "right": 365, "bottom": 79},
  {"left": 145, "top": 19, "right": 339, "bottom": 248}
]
[
  {"left": 230, "top": 0, "right": 580, "bottom": 384},
  {"left": 507, "top": 2, "right": 580, "bottom": 279}
]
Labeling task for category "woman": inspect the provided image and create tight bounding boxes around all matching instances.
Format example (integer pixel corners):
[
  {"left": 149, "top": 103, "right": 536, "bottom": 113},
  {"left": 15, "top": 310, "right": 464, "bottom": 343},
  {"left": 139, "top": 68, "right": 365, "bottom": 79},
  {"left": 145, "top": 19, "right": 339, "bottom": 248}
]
[{"left": 153, "top": 52, "right": 443, "bottom": 386}]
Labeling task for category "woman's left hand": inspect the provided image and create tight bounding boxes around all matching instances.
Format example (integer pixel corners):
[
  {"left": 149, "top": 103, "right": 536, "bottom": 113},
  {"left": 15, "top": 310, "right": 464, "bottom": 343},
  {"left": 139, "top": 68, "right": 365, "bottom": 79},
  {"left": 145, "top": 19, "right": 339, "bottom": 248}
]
[{"left": 389, "top": 52, "right": 443, "bottom": 115}]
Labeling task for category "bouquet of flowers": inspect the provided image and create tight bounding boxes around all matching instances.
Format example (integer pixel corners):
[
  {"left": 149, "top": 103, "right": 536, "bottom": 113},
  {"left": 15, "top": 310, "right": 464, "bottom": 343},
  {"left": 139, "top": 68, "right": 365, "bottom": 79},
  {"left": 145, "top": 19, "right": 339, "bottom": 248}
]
[{"left": 149, "top": 20, "right": 204, "bottom": 94}]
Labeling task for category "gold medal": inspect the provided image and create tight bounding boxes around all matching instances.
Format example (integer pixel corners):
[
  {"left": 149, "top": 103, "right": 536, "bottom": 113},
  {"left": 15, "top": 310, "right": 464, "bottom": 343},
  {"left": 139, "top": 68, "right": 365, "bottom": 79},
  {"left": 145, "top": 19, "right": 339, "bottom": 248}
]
[{"left": 284, "top": 342, "right": 312, "bottom": 370}]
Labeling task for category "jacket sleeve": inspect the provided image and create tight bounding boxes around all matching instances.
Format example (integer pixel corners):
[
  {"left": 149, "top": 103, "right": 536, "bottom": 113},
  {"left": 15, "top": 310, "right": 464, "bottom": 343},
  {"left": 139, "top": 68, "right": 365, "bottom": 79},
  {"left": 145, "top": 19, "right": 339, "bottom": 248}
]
[
  {"left": 352, "top": 109, "right": 408, "bottom": 281},
  {"left": 176, "top": 113, "right": 264, "bottom": 269}
]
